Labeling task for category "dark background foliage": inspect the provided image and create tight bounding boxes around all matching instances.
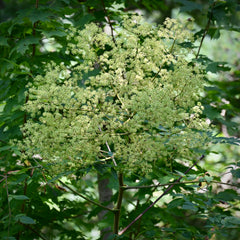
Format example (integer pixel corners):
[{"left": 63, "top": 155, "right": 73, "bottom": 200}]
[{"left": 0, "top": 0, "right": 240, "bottom": 239}]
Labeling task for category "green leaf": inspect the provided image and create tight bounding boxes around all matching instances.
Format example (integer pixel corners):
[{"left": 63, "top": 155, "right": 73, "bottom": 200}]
[
  {"left": 9, "top": 195, "right": 29, "bottom": 201},
  {"left": 204, "top": 175, "right": 213, "bottom": 183},
  {"left": 206, "top": 62, "right": 231, "bottom": 73},
  {"left": 175, "top": 0, "right": 203, "bottom": 12},
  {"left": 61, "top": 0, "right": 70, "bottom": 4},
  {"left": 10, "top": 36, "right": 40, "bottom": 55},
  {"left": 182, "top": 201, "right": 198, "bottom": 211},
  {"left": 41, "top": 30, "right": 67, "bottom": 38},
  {"left": 208, "top": 28, "right": 221, "bottom": 39},
  {"left": 168, "top": 198, "right": 184, "bottom": 209},
  {"left": 108, "top": 167, "right": 119, "bottom": 189},
  {"left": 216, "top": 189, "right": 239, "bottom": 201},
  {"left": 75, "top": 14, "right": 95, "bottom": 27},
  {"left": 231, "top": 168, "right": 240, "bottom": 178},
  {"left": 0, "top": 145, "right": 12, "bottom": 152},
  {"left": 15, "top": 214, "right": 35, "bottom": 224},
  {"left": 221, "top": 216, "right": 240, "bottom": 227},
  {"left": 186, "top": 174, "right": 197, "bottom": 181},
  {"left": 174, "top": 170, "right": 185, "bottom": 177},
  {"left": 106, "top": 234, "right": 118, "bottom": 240},
  {"left": 212, "top": 136, "right": 240, "bottom": 145},
  {"left": 17, "top": 8, "right": 53, "bottom": 24},
  {"left": 108, "top": 151, "right": 114, "bottom": 157},
  {"left": 203, "top": 104, "right": 222, "bottom": 120},
  {"left": 0, "top": 36, "right": 9, "bottom": 47},
  {"left": 48, "top": 171, "right": 73, "bottom": 183}
]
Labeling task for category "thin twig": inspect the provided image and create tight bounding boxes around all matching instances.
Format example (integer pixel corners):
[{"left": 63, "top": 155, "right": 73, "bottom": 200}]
[
  {"left": 100, "top": 0, "right": 116, "bottom": 45},
  {"left": 118, "top": 155, "right": 205, "bottom": 236},
  {"left": 31, "top": 0, "right": 39, "bottom": 57},
  {"left": 99, "top": 126, "right": 117, "bottom": 166},
  {"left": 58, "top": 180, "right": 116, "bottom": 212},
  {"left": 196, "top": 2, "right": 215, "bottom": 59},
  {"left": 122, "top": 180, "right": 240, "bottom": 190},
  {"left": 24, "top": 224, "right": 48, "bottom": 240}
]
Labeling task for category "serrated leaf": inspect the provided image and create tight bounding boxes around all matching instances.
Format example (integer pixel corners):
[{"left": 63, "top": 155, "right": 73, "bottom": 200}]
[
  {"left": 168, "top": 198, "right": 184, "bottom": 209},
  {"left": 10, "top": 36, "right": 40, "bottom": 55},
  {"left": 203, "top": 104, "right": 222, "bottom": 120},
  {"left": 182, "top": 201, "right": 198, "bottom": 211},
  {"left": 17, "top": 8, "right": 53, "bottom": 24}
]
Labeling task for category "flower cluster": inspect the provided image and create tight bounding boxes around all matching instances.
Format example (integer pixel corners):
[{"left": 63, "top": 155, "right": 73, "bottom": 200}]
[{"left": 20, "top": 15, "right": 210, "bottom": 174}]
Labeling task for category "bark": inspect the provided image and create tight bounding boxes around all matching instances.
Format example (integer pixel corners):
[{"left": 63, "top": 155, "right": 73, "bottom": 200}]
[{"left": 98, "top": 174, "right": 113, "bottom": 240}]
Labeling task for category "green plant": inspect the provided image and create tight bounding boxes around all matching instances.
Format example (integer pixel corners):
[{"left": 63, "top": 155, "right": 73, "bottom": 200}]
[{"left": 1, "top": 1, "right": 240, "bottom": 240}]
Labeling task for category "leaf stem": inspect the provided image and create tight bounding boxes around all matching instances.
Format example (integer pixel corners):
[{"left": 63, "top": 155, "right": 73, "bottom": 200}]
[{"left": 118, "top": 155, "right": 205, "bottom": 236}]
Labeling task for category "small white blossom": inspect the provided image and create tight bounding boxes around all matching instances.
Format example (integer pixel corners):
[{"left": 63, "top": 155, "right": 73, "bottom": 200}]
[{"left": 19, "top": 15, "right": 210, "bottom": 175}]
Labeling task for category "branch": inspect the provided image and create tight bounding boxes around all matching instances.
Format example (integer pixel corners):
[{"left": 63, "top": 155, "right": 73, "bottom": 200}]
[
  {"left": 31, "top": 0, "right": 39, "bottom": 57},
  {"left": 23, "top": 224, "right": 48, "bottom": 240},
  {"left": 196, "top": 2, "right": 215, "bottom": 59},
  {"left": 122, "top": 180, "right": 240, "bottom": 190},
  {"left": 118, "top": 155, "right": 205, "bottom": 236},
  {"left": 100, "top": 0, "right": 116, "bottom": 45},
  {"left": 113, "top": 173, "right": 124, "bottom": 235},
  {"left": 99, "top": 126, "right": 117, "bottom": 166},
  {"left": 212, "top": 181, "right": 240, "bottom": 188},
  {"left": 58, "top": 180, "right": 115, "bottom": 212},
  {"left": 122, "top": 180, "right": 199, "bottom": 190}
]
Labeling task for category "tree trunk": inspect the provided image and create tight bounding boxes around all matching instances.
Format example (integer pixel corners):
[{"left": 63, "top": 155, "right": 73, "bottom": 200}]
[{"left": 98, "top": 174, "right": 113, "bottom": 240}]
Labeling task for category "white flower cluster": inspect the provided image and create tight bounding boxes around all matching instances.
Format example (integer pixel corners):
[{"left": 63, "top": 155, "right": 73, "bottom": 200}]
[{"left": 20, "top": 15, "right": 210, "bottom": 174}]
